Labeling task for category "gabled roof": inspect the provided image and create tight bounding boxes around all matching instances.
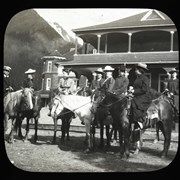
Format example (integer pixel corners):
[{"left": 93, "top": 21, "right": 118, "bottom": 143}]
[
  {"left": 73, "top": 10, "right": 175, "bottom": 33},
  {"left": 41, "top": 50, "right": 66, "bottom": 60}
]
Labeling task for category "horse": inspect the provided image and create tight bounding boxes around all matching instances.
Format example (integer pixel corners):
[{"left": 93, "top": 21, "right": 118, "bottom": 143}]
[
  {"left": 146, "top": 93, "right": 175, "bottom": 158},
  {"left": 51, "top": 104, "right": 75, "bottom": 143},
  {"left": 50, "top": 94, "right": 98, "bottom": 152},
  {"left": 4, "top": 88, "right": 33, "bottom": 143},
  {"left": 16, "top": 90, "right": 43, "bottom": 143},
  {"left": 100, "top": 92, "right": 130, "bottom": 158}
]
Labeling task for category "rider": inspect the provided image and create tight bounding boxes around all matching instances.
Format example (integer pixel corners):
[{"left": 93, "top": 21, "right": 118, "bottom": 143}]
[
  {"left": 102, "top": 65, "right": 115, "bottom": 93},
  {"left": 130, "top": 63, "right": 152, "bottom": 130},
  {"left": 165, "top": 68, "right": 179, "bottom": 119},
  {"left": 22, "top": 68, "right": 36, "bottom": 90},
  {"left": 58, "top": 68, "right": 75, "bottom": 95},
  {"left": 47, "top": 68, "right": 75, "bottom": 116},
  {"left": 3, "top": 65, "right": 13, "bottom": 97},
  {"left": 112, "top": 64, "right": 129, "bottom": 98}
]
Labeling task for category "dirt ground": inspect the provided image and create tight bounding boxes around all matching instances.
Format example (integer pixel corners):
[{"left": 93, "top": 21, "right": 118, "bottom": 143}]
[{"left": 4, "top": 107, "right": 179, "bottom": 173}]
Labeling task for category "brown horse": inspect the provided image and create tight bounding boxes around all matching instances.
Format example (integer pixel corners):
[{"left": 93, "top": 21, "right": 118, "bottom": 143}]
[
  {"left": 16, "top": 90, "right": 43, "bottom": 143},
  {"left": 4, "top": 88, "right": 33, "bottom": 143},
  {"left": 146, "top": 93, "right": 175, "bottom": 158},
  {"left": 100, "top": 92, "right": 130, "bottom": 159}
]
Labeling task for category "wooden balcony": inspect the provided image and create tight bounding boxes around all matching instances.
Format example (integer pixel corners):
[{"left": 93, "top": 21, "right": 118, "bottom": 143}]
[{"left": 60, "top": 51, "right": 178, "bottom": 66}]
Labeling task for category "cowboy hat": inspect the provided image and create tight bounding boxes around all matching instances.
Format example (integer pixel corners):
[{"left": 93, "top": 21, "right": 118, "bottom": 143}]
[
  {"left": 25, "top": 69, "right": 36, "bottom": 74},
  {"left": 169, "top": 68, "right": 179, "bottom": 74},
  {"left": 136, "top": 63, "right": 148, "bottom": 70},
  {"left": 103, "top": 65, "right": 114, "bottom": 72},
  {"left": 4, "top": 66, "right": 11, "bottom": 72},
  {"left": 95, "top": 67, "right": 104, "bottom": 74}
]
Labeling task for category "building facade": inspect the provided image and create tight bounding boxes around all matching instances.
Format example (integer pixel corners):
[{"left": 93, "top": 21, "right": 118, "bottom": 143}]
[{"left": 58, "top": 10, "right": 179, "bottom": 92}]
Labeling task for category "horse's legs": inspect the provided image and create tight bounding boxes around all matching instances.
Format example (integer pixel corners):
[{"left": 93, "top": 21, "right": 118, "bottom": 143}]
[
  {"left": 123, "top": 121, "right": 130, "bottom": 159},
  {"left": 24, "top": 118, "right": 30, "bottom": 141},
  {"left": 118, "top": 125, "right": 124, "bottom": 157},
  {"left": 61, "top": 119, "right": 65, "bottom": 143},
  {"left": 17, "top": 115, "right": 23, "bottom": 139},
  {"left": 84, "top": 121, "right": 92, "bottom": 153},
  {"left": 154, "top": 121, "right": 160, "bottom": 143},
  {"left": 66, "top": 119, "right": 71, "bottom": 141},
  {"left": 99, "top": 123, "right": 104, "bottom": 148},
  {"left": 4, "top": 113, "right": 9, "bottom": 135},
  {"left": 161, "top": 120, "right": 172, "bottom": 158},
  {"left": 105, "top": 125, "right": 111, "bottom": 147},
  {"left": 8, "top": 118, "right": 16, "bottom": 143},
  {"left": 53, "top": 117, "right": 57, "bottom": 144},
  {"left": 34, "top": 116, "right": 38, "bottom": 143}
]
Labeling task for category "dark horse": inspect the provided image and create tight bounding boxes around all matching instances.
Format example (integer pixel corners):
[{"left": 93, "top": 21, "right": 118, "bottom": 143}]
[
  {"left": 100, "top": 92, "right": 130, "bottom": 158},
  {"left": 16, "top": 90, "right": 43, "bottom": 143},
  {"left": 146, "top": 92, "right": 175, "bottom": 157},
  {"left": 52, "top": 105, "right": 75, "bottom": 143}
]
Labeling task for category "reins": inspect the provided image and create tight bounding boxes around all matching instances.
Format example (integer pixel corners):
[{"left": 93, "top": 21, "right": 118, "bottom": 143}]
[{"left": 53, "top": 95, "right": 93, "bottom": 116}]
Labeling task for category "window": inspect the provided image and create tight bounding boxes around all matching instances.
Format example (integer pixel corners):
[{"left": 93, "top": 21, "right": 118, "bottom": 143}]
[
  {"left": 47, "top": 61, "right": 52, "bottom": 72},
  {"left": 159, "top": 74, "right": 168, "bottom": 92},
  {"left": 46, "top": 78, "right": 51, "bottom": 91}
]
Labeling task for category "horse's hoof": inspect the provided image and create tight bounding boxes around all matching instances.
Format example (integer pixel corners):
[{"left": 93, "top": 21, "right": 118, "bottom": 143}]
[
  {"left": 161, "top": 152, "right": 167, "bottom": 158},
  {"left": 23, "top": 139, "right": 28, "bottom": 143},
  {"left": 133, "top": 148, "right": 140, "bottom": 155},
  {"left": 84, "top": 148, "right": 91, "bottom": 153}
]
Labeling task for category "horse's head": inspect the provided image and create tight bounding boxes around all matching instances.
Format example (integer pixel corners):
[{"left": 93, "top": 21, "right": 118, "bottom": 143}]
[
  {"left": 50, "top": 95, "right": 64, "bottom": 118},
  {"left": 21, "top": 88, "right": 34, "bottom": 110}
]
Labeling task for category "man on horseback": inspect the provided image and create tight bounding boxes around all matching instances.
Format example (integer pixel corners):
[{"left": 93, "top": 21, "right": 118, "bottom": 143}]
[{"left": 3, "top": 66, "right": 13, "bottom": 97}]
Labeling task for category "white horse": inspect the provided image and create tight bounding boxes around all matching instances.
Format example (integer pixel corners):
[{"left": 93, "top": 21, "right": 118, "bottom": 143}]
[{"left": 50, "top": 94, "right": 98, "bottom": 152}]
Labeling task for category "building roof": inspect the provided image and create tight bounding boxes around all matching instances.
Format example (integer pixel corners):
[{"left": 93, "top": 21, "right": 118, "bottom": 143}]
[
  {"left": 73, "top": 10, "right": 175, "bottom": 33},
  {"left": 41, "top": 50, "right": 66, "bottom": 60}
]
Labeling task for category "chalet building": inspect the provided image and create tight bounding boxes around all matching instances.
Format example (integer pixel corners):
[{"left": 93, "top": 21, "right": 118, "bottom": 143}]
[{"left": 58, "top": 9, "right": 179, "bottom": 92}]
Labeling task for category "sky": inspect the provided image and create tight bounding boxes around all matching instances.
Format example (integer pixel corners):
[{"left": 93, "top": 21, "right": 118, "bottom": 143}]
[{"left": 35, "top": 8, "right": 149, "bottom": 31}]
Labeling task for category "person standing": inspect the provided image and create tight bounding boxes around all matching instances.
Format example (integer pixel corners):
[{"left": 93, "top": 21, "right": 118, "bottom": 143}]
[
  {"left": 3, "top": 66, "right": 13, "bottom": 97},
  {"left": 22, "top": 68, "right": 36, "bottom": 89}
]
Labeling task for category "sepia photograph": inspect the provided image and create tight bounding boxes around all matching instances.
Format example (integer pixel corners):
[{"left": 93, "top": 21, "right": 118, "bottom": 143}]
[{"left": 3, "top": 8, "right": 179, "bottom": 173}]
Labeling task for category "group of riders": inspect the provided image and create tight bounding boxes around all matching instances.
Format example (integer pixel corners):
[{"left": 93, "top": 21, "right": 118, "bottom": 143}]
[{"left": 3, "top": 63, "right": 179, "bottom": 133}]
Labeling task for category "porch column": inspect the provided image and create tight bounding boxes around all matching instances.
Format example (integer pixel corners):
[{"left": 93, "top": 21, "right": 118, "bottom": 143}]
[
  {"left": 97, "top": 34, "right": 101, "bottom": 54},
  {"left": 105, "top": 34, "right": 108, "bottom": 53},
  {"left": 128, "top": 33, "right": 132, "bottom": 53},
  {"left": 170, "top": 31, "right": 174, "bottom": 52},
  {"left": 75, "top": 36, "right": 78, "bottom": 55}
]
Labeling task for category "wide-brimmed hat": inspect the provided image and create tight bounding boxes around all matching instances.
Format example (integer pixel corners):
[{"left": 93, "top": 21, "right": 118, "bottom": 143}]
[
  {"left": 118, "top": 64, "right": 126, "bottom": 72},
  {"left": 103, "top": 65, "right": 114, "bottom": 72},
  {"left": 169, "top": 68, "right": 179, "bottom": 74},
  {"left": 95, "top": 67, "right": 104, "bottom": 74},
  {"left": 25, "top": 69, "right": 36, "bottom": 74},
  {"left": 4, "top": 66, "right": 11, "bottom": 72},
  {"left": 62, "top": 68, "right": 70, "bottom": 73},
  {"left": 136, "top": 63, "right": 148, "bottom": 70}
]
